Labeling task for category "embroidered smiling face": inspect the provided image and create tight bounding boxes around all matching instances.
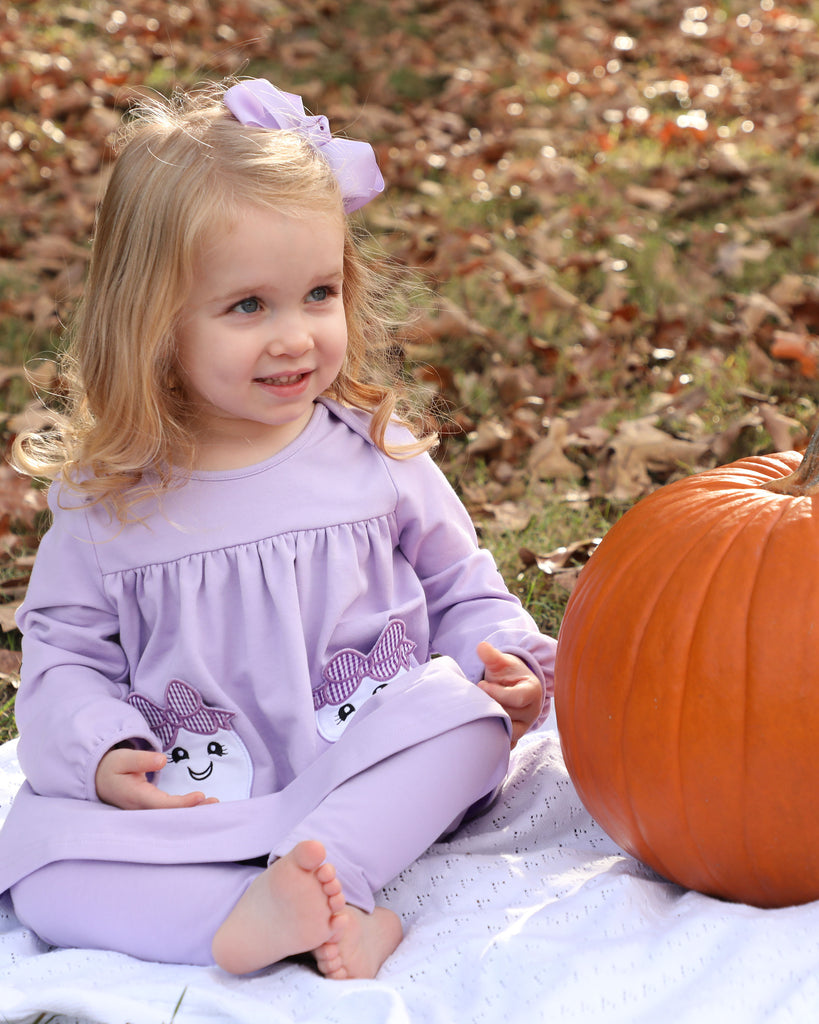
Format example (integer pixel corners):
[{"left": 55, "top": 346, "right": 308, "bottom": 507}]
[
  {"left": 127, "top": 679, "right": 253, "bottom": 802},
  {"left": 315, "top": 676, "right": 390, "bottom": 742},
  {"left": 313, "top": 620, "right": 417, "bottom": 742},
  {"left": 159, "top": 725, "right": 252, "bottom": 802}
]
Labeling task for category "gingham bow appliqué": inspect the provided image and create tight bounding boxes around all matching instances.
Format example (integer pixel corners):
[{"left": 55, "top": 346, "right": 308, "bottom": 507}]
[
  {"left": 313, "top": 620, "right": 416, "bottom": 710},
  {"left": 127, "top": 679, "right": 236, "bottom": 751}
]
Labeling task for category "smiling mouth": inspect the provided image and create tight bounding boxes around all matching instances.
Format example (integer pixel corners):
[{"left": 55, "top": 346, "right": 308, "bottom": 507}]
[
  {"left": 255, "top": 372, "right": 308, "bottom": 386},
  {"left": 187, "top": 763, "right": 214, "bottom": 781}
]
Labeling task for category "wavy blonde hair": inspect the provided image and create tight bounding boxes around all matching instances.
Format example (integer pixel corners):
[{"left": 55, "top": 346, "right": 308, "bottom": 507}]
[{"left": 13, "top": 81, "right": 435, "bottom": 522}]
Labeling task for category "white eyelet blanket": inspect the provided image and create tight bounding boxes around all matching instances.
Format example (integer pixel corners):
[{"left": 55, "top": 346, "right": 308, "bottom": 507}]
[{"left": 2, "top": 720, "right": 819, "bottom": 1024}]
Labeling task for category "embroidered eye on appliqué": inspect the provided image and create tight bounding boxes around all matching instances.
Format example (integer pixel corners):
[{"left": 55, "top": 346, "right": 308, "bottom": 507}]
[
  {"left": 127, "top": 679, "right": 254, "bottom": 802},
  {"left": 314, "top": 620, "right": 416, "bottom": 742},
  {"left": 318, "top": 680, "right": 393, "bottom": 741},
  {"left": 157, "top": 728, "right": 251, "bottom": 799},
  {"left": 332, "top": 683, "right": 388, "bottom": 726}
]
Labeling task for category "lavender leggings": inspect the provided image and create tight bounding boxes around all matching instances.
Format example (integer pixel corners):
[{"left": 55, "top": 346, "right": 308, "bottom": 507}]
[{"left": 11, "top": 717, "right": 509, "bottom": 966}]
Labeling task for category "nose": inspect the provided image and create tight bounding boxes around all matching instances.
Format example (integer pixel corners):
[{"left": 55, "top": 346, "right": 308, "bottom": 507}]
[{"left": 265, "top": 308, "right": 315, "bottom": 358}]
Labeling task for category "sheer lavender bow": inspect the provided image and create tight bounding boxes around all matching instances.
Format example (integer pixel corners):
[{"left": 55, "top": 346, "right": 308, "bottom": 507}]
[
  {"left": 224, "top": 79, "right": 385, "bottom": 214},
  {"left": 128, "top": 679, "right": 236, "bottom": 750},
  {"left": 313, "top": 619, "right": 416, "bottom": 710}
]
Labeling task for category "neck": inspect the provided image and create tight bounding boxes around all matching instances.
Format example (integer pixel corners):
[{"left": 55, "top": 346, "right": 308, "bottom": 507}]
[{"left": 191, "top": 408, "right": 315, "bottom": 471}]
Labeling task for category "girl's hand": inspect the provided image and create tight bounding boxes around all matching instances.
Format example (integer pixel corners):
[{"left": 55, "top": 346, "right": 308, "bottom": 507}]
[
  {"left": 95, "top": 746, "right": 218, "bottom": 810},
  {"left": 476, "top": 641, "right": 543, "bottom": 748}
]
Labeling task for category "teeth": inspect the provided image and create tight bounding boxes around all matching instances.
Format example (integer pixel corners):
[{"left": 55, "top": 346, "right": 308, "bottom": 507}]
[{"left": 258, "top": 373, "right": 304, "bottom": 385}]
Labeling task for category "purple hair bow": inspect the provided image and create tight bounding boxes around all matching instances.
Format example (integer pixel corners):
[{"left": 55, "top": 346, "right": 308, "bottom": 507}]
[{"left": 224, "top": 79, "right": 385, "bottom": 214}]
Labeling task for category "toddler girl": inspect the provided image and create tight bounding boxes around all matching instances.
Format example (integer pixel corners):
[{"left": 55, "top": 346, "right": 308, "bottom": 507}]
[{"left": 0, "top": 79, "right": 556, "bottom": 979}]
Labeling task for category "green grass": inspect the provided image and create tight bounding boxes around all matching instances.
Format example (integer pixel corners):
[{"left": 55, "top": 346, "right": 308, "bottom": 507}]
[
  {"left": 478, "top": 488, "right": 617, "bottom": 637},
  {"left": 0, "top": 687, "right": 17, "bottom": 744}
]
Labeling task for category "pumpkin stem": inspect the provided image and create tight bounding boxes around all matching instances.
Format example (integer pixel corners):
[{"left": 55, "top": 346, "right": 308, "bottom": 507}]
[{"left": 763, "top": 426, "right": 819, "bottom": 496}]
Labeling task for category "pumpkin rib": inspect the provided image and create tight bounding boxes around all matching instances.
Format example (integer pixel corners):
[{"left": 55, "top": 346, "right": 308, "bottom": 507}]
[
  {"left": 556, "top": 532, "right": 653, "bottom": 851},
  {"left": 738, "top": 496, "right": 796, "bottom": 907},
  {"left": 559, "top": 484, "right": 742, "bottom": 763},
  {"left": 562, "top": 486, "right": 741, "bottom": 879},
  {"left": 617, "top": 490, "right": 766, "bottom": 892},
  {"left": 690, "top": 452, "right": 801, "bottom": 488},
  {"left": 554, "top": 528, "right": 649, "bottom": 784},
  {"left": 619, "top": 512, "right": 714, "bottom": 862},
  {"left": 669, "top": 515, "right": 750, "bottom": 896},
  {"left": 738, "top": 494, "right": 819, "bottom": 907},
  {"left": 556, "top": 485, "right": 702, "bottom": 797},
  {"left": 654, "top": 485, "right": 805, "bottom": 897},
  {"left": 674, "top": 493, "right": 789, "bottom": 901}
]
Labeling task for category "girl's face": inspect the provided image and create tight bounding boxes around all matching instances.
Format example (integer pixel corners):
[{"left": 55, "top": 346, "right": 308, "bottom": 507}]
[{"left": 175, "top": 205, "right": 348, "bottom": 469}]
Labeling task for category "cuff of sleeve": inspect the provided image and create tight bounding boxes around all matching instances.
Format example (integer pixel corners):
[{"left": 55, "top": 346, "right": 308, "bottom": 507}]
[{"left": 495, "top": 643, "right": 554, "bottom": 731}]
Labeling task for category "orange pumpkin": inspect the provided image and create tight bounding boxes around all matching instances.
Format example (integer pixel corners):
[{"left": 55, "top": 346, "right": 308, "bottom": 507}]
[{"left": 555, "top": 434, "right": 819, "bottom": 908}]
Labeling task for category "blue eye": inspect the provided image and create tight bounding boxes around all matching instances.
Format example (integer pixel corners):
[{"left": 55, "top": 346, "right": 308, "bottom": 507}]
[
  {"left": 308, "top": 286, "right": 336, "bottom": 303},
  {"left": 233, "top": 297, "right": 261, "bottom": 314}
]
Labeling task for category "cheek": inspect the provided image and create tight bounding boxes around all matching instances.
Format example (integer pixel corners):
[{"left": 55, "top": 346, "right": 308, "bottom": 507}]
[
  {"left": 177, "top": 331, "right": 248, "bottom": 400},
  {"left": 327, "top": 321, "right": 349, "bottom": 368}
]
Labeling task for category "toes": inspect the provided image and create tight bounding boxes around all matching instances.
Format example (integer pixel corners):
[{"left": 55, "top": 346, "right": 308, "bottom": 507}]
[
  {"left": 316, "top": 861, "right": 336, "bottom": 885},
  {"left": 314, "top": 942, "right": 345, "bottom": 978},
  {"left": 320, "top": 872, "right": 344, "bottom": 901},
  {"left": 292, "top": 839, "right": 327, "bottom": 872},
  {"left": 327, "top": 890, "right": 346, "bottom": 914},
  {"left": 316, "top": 945, "right": 341, "bottom": 967},
  {"left": 329, "top": 910, "right": 349, "bottom": 935},
  {"left": 323, "top": 877, "right": 343, "bottom": 897}
]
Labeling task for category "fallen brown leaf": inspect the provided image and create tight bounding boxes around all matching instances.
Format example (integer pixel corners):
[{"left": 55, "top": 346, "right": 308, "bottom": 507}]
[
  {"left": 0, "top": 650, "right": 21, "bottom": 675},
  {"left": 0, "top": 601, "right": 22, "bottom": 634},
  {"left": 770, "top": 329, "right": 818, "bottom": 379},
  {"left": 528, "top": 419, "right": 584, "bottom": 482}
]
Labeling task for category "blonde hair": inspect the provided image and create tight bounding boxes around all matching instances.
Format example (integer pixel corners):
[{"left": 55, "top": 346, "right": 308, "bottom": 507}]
[{"left": 13, "top": 81, "right": 435, "bottom": 522}]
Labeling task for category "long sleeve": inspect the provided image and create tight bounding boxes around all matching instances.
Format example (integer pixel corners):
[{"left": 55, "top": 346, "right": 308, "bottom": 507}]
[
  {"left": 15, "top": 491, "right": 160, "bottom": 800},
  {"left": 388, "top": 447, "right": 557, "bottom": 723}
]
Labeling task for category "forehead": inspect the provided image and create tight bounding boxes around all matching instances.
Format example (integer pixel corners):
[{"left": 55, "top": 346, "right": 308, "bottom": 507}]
[
  {"left": 184, "top": 206, "right": 346, "bottom": 308},
  {"left": 194, "top": 204, "right": 345, "bottom": 272},
  {"left": 203, "top": 201, "right": 343, "bottom": 247}
]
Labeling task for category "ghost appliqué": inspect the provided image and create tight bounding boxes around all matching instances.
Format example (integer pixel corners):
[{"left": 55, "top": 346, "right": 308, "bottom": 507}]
[
  {"left": 127, "top": 680, "right": 253, "bottom": 801},
  {"left": 313, "top": 619, "right": 417, "bottom": 741}
]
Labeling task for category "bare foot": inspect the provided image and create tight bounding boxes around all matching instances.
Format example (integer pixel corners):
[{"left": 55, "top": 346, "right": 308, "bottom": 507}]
[
  {"left": 313, "top": 905, "right": 403, "bottom": 980},
  {"left": 212, "top": 840, "right": 345, "bottom": 974}
]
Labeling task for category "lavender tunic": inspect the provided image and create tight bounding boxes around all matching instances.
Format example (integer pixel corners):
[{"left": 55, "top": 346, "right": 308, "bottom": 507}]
[{"left": 0, "top": 399, "right": 556, "bottom": 891}]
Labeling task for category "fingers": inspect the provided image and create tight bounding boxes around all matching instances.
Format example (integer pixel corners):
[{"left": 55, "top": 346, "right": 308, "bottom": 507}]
[
  {"left": 477, "top": 642, "right": 529, "bottom": 684},
  {"left": 478, "top": 645, "right": 539, "bottom": 694},
  {"left": 482, "top": 671, "right": 540, "bottom": 699},
  {"left": 476, "top": 640, "right": 504, "bottom": 672},
  {"left": 95, "top": 745, "right": 218, "bottom": 810},
  {"left": 104, "top": 746, "right": 168, "bottom": 775},
  {"left": 476, "top": 646, "right": 544, "bottom": 748},
  {"left": 133, "top": 750, "right": 169, "bottom": 775},
  {"left": 129, "top": 784, "right": 211, "bottom": 810}
]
